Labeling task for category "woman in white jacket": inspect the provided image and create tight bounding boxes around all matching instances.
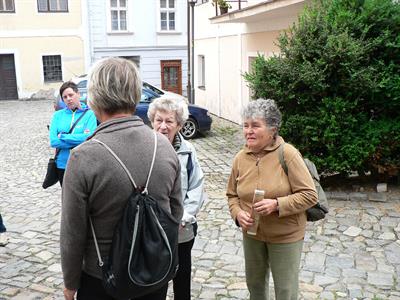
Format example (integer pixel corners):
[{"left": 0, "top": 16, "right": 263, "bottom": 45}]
[{"left": 148, "top": 97, "right": 205, "bottom": 300}]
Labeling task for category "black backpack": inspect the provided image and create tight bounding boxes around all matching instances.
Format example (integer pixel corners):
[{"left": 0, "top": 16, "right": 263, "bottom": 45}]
[
  {"left": 89, "top": 132, "right": 179, "bottom": 299},
  {"left": 278, "top": 143, "right": 329, "bottom": 222}
]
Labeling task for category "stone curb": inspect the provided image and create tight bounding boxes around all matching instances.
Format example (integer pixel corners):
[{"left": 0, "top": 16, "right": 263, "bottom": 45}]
[{"left": 326, "top": 191, "right": 399, "bottom": 202}]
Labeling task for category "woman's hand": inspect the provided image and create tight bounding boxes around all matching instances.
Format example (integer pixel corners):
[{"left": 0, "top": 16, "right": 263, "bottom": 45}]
[
  {"left": 253, "top": 199, "right": 278, "bottom": 216},
  {"left": 63, "top": 288, "right": 76, "bottom": 300},
  {"left": 236, "top": 210, "right": 254, "bottom": 230}
]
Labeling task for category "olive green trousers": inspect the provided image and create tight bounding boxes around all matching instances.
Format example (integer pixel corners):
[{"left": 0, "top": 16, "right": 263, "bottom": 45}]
[{"left": 242, "top": 234, "right": 304, "bottom": 300}]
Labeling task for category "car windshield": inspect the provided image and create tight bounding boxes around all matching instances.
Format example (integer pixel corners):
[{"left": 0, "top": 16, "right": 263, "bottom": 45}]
[
  {"left": 141, "top": 88, "right": 159, "bottom": 102},
  {"left": 143, "top": 82, "right": 164, "bottom": 96},
  {"left": 77, "top": 80, "right": 87, "bottom": 89}
]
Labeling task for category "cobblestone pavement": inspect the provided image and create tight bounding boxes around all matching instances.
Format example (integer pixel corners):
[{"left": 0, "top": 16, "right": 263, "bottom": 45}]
[{"left": 0, "top": 100, "right": 399, "bottom": 300}]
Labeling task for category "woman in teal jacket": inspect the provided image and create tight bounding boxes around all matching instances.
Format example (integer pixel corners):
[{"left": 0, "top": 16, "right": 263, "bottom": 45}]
[{"left": 49, "top": 81, "right": 97, "bottom": 186}]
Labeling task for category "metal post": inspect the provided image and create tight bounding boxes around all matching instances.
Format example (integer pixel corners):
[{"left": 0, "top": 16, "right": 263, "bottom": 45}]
[
  {"left": 187, "top": 1, "right": 192, "bottom": 103},
  {"left": 187, "top": 1, "right": 191, "bottom": 103},
  {"left": 190, "top": 2, "right": 195, "bottom": 104}
]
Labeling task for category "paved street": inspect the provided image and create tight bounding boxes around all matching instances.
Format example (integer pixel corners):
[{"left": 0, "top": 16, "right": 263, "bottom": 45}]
[{"left": 0, "top": 99, "right": 399, "bottom": 300}]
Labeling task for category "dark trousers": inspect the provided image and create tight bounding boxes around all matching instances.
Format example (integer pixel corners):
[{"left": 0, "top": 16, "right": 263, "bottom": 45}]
[
  {"left": 57, "top": 168, "right": 65, "bottom": 187},
  {"left": 0, "top": 213, "right": 6, "bottom": 233},
  {"left": 77, "top": 271, "right": 168, "bottom": 300},
  {"left": 173, "top": 238, "right": 195, "bottom": 300}
]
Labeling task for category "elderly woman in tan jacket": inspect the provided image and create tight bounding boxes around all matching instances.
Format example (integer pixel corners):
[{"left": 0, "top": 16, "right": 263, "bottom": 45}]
[{"left": 226, "top": 98, "right": 317, "bottom": 300}]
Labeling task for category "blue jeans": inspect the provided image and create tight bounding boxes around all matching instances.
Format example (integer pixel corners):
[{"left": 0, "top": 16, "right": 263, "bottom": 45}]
[{"left": 0, "top": 213, "right": 6, "bottom": 233}]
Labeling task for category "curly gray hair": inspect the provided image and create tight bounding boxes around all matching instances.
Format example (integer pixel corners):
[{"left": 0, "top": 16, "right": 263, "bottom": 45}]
[
  {"left": 147, "top": 97, "right": 189, "bottom": 127},
  {"left": 242, "top": 98, "right": 282, "bottom": 135}
]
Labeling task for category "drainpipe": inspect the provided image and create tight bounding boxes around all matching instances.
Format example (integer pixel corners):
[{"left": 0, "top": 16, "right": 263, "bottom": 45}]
[
  {"left": 190, "top": 2, "right": 195, "bottom": 104},
  {"left": 187, "top": 1, "right": 191, "bottom": 103}
]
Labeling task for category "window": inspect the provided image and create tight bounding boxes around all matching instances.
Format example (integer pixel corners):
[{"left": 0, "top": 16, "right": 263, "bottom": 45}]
[
  {"left": 42, "top": 55, "right": 62, "bottom": 82},
  {"left": 110, "top": 0, "right": 127, "bottom": 31},
  {"left": 198, "top": 55, "right": 205, "bottom": 88},
  {"left": 161, "top": 60, "right": 182, "bottom": 95},
  {"left": 38, "top": 0, "right": 68, "bottom": 12},
  {"left": 160, "top": 0, "right": 175, "bottom": 31},
  {"left": 0, "top": 0, "right": 15, "bottom": 12}
]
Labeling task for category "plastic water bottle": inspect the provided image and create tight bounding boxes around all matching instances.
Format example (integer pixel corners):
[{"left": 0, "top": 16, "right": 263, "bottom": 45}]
[{"left": 247, "top": 189, "right": 265, "bottom": 236}]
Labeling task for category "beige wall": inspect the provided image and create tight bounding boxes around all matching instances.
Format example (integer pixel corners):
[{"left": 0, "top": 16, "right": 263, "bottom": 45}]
[
  {"left": 194, "top": 31, "right": 282, "bottom": 124},
  {"left": 240, "top": 30, "right": 281, "bottom": 110},
  {"left": 194, "top": 0, "right": 305, "bottom": 123},
  {"left": 219, "top": 35, "right": 242, "bottom": 122},
  {"left": 2, "top": 1, "right": 82, "bottom": 30},
  {"left": 195, "top": 38, "right": 220, "bottom": 115},
  {"left": 0, "top": 1, "right": 85, "bottom": 98},
  {"left": 2, "top": 37, "right": 85, "bottom": 94}
]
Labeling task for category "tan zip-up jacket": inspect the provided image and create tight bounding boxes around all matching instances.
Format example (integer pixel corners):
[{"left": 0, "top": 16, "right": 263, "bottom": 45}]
[{"left": 226, "top": 136, "right": 317, "bottom": 243}]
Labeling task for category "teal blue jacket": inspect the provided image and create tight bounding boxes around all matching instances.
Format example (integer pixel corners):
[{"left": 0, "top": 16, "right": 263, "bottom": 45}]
[{"left": 49, "top": 104, "right": 97, "bottom": 169}]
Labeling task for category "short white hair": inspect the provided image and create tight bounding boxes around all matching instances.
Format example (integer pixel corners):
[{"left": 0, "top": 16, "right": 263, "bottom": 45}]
[{"left": 147, "top": 97, "right": 189, "bottom": 126}]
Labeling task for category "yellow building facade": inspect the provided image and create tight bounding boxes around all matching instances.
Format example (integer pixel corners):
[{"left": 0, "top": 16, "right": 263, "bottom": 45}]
[{"left": 0, "top": 0, "right": 87, "bottom": 99}]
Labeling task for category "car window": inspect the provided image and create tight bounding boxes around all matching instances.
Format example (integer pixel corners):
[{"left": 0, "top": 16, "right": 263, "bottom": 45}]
[
  {"left": 143, "top": 82, "right": 164, "bottom": 95},
  {"left": 77, "top": 80, "right": 87, "bottom": 89},
  {"left": 140, "top": 88, "right": 159, "bottom": 103},
  {"left": 140, "top": 93, "right": 150, "bottom": 103}
]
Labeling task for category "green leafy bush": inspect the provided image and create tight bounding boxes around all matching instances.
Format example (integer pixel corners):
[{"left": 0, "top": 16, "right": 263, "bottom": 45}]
[{"left": 244, "top": 0, "right": 400, "bottom": 176}]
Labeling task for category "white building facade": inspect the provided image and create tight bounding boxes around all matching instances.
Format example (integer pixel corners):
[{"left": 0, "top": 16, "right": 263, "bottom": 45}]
[{"left": 87, "top": 0, "right": 189, "bottom": 96}]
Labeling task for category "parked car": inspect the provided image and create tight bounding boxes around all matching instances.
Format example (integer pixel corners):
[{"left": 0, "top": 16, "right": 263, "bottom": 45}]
[
  {"left": 139, "top": 88, "right": 212, "bottom": 139},
  {"left": 55, "top": 78, "right": 212, "bottom": 139}
]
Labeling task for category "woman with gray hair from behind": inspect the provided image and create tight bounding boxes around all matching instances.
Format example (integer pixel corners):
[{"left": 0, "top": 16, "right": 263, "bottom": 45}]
[
  {"left": 226, "top": 98, "right": 317, "bottom": 300},
  {"left": 148, "top": 97, "right": 205, "bottom": 300},
  {"left": 60, "top": 57, "right": 183, "bottom": 300}
]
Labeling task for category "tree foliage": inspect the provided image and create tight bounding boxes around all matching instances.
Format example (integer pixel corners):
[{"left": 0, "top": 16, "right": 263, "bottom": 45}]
[{"left": 244, "top": 0, "right": 400, "bottom": 175}]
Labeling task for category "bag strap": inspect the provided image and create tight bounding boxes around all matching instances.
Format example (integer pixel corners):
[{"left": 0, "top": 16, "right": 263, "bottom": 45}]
[
  {"left": 54, "top": 109, "right": 89, "bottom": 158},
  {"left": 68, "top": 109, "right": 89, "bottom": 134},
  {"left": 278, "top": 143, "right": 288, "bottom": 176},
  {"left": 89, "top": 131, "right": 158, "bottom": 267}
]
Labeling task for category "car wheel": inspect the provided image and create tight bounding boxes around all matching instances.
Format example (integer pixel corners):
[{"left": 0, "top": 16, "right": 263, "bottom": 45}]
[{"left": 180, "top": 117, "right": 198, "bottom": 139}]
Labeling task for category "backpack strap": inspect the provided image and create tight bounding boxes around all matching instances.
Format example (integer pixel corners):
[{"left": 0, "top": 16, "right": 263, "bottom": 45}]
[
  {"left": 278, "top": 143, "right": 288, "bottom": 176},
  {"left": 89, "top": 131, "right": 158, "bottom": 267},
  {"left": 91, "top": 131, "right": 158, "bottom": 194}
]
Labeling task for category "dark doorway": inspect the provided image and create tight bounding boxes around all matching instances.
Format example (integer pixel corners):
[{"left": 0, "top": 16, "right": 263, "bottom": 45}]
[{"left": 0, "top": 54, "right": 18, "bottom": 100}]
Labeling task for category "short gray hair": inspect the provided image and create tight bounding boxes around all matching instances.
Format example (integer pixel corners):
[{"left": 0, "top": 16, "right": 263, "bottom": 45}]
[
  {"left": 147, "top": 97, "right": 189, "bottom": 127},
  {"left": 242, "top": 98, "right": 282, "bottom": 133},
  {"left": 87, "top": 57, "right": 142, "bottom": 114}
]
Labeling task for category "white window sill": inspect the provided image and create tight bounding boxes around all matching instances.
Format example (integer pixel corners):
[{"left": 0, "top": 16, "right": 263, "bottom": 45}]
[
  {"left": 106, "top": 31, "right": 134, "bottom": 35},
  {"left": 156, "top": 31, "right": 182, "bottom": 35}
]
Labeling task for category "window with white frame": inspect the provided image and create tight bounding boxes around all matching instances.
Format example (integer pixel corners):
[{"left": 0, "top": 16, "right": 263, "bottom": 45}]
[
  {"left": 110, "top": 0, "right": 127, "bottom": 31},
  {"left": 160, "top": 0, "right": 176, "bottom": 31},
  {"left": 42, "top": 55, "right": 62, "bottom": 82},
  {"left": 0, "top": 0, "right": 14, "bottom": 12},
  {"left": 198, "top": 55, "right": 205, "bottom": 88},
  {"left": 37, "top": 0, "right": 68, "bottom": 12}
]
